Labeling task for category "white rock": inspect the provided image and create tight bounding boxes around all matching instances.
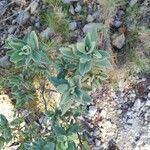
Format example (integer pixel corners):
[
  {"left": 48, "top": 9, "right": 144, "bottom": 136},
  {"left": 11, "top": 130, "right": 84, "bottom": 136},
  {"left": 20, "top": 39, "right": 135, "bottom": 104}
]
[
  {"left": 145, "top": 100, "right": 150, "bottom": 107},
  {"left": 8, "top": 26, "right": 16, "bottom": 34},
  {"left": 13, "top": 0, "right": 26, "bottom": 6},
  {"left": 133, "top": 99, "right": 142, "bottom": 110},
  {"left": 112, "top": 33, "right": 125, "bottom": 49},
  {"left": 95, "top": 139, "right": 101, "bottom": 146},
  {"left": 100, "top": 110, "right": 107, "bottom": 118},
  {"left": 0, "top": 56, "right": 11, "bottom": 68},
  {"left": 16, "top": 11, "right": 30, "bottom": 25},
  {"left": 83, "top": 23, "right": 100, "bottom": 33},
  {"left": 0, "top": 95, "right": 14, "bottom": 123},
  {"left": 88, "top": 106, "right": 97, "bottom": 117},
  {"left": 129, "top": 0, "right": 138, "bottom": 6},
  {"left": 69, "top": 5, "right": 75, "bottom": 15},
  {"left": 75, "top": 2, "right": 81, "bottom": 12},
  {"left": 69, "top": 21, "right": 77, "bottom": 31},
  {"left": 105, "top": 120, "right": 112, "bottom": 128},
  {"left": 40, "top": 27, "right": 55, "bottom": 39},
  {"left": 148, "top": 93, "right": 150, "bottom": 99},
  {"left": 86, "top": 15, "right": 94, "bottom": 22},
  {"left": 30, "top": 1, "right": 39, "bottom": 14}
]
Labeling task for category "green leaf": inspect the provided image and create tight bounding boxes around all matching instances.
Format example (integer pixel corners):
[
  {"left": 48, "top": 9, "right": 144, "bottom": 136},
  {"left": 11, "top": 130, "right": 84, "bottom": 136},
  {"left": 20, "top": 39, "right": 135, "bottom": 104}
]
[
  {"left": 76, "top": 42, "right": 85, "bottom": 53},
  {"left": 57, "top": 84, "right": 69, "bottom": 93},
  {"left": 60, "top": 92, "right": 73, "bottom": 115},
  {"left": 89, "top": 28, "right": 97, "bottom": 42},
  {"left": 79, "top": 61, "right": 92, "bottom": 76},
  {"left": 54, "top": 125, "right": 65, "bottom": 136},
  {"left": 98, "top": 50, "right": 110, "bottom": 58},
  {"left": 95, "top": 59, "right": 112, "bottom": 68},
  {"left": 0, "top": 114, "right": 8, "bottom": 126},
  {"left": 43, "top": 142, "right": 54, "bottom": 150},
  {"left": 48, "top": 76, "right": 68, "bottom": 87},
  {"left": 6, "top": 38, "right": 25, "bottom": 50},
  {"left": 0, "top": 137, "right": 5, "bottom": 150},
  {"left": 26, "top": 31, "right": 39, "bottom": 50},
  {"left": 80, "top": 55, "right": 90, "bottom": 63},
  {"left": 66, "top": 124, "right": 80, "bottom": 134},
  {"left": 82, "top": 91, "right": 91, "bottom": 103},
  {"left": 10, "top": 50, "right": 24, "bottom": 64},
  {"left": 59, "top": 47, "right": 76, "bottom": 60},
  {"left": 67, "top": 141, "right": 76, "bottom": 150}
]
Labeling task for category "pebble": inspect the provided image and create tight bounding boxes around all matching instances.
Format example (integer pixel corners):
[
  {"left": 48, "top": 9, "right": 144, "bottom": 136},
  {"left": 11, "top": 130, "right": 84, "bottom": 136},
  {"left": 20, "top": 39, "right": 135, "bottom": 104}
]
[
  {"left": 83, "top": 23, "right": 100, "bottom": 33},
  {"left": 112, "top": 20, "right": 122, "bottom": 28},
  {"left": 75, "top": 2, "right": 82, "bottom": 13},
  {"left": 69, "top": 21, "right": 77, "bottom": 31},
  {"left": 40, "top": 27, "right": 55, "bottom": 39},
  {"left": 8, "top": 26, "right": 16, "bottom": 34},
  {"left": 129, "top": 0, "right": 138, "bottom": 6},
  {"left": 95, "top": 139, "right": 101, "bottom": 146},
  {"left": 100, "top": 109, "right": 107, "bottom": 118},
  {"left": 133, "top": 99, "right": 142, "bottom": 110},
  {"left": 0, "top": 1, "right": 7, "bottom": 16},
  {"left": 13, "top": 0, "right": 26, "bottom": 6},
  {"left": 30, "top": 1, "right": 39, "bottom": 14},
  {"left": 16, "top": 11, "right": 30, "bottom": 25},
  {"left": 112, "top": 33, "right": 125, "bottom": 49},
  {"left": 69, "top": 5, "right": 75, "bottom": 15},
  {"left": 148, "top": 93, "right": 150, "bottom": 99},
  {"left": 88, "top": 106, "right": 97, "bottom": 117},
  {"left": 0, "top": 56, "right": 11, "bottom": 68},
  {"left": 86, "top": 15, "right": 95, "bottom": 22}
]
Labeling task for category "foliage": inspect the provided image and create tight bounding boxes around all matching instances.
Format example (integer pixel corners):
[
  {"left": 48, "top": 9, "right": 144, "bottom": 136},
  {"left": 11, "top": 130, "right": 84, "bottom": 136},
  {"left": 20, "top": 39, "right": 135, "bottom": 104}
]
[
  {"left": 0, "top": 28, "right": 111, "bottom": 149},
  {"left": 0, "top": 115, "right": 12, "bottom": 149},
  {"left": 6, "top": 31, "right": 50, "bottom": 72}
]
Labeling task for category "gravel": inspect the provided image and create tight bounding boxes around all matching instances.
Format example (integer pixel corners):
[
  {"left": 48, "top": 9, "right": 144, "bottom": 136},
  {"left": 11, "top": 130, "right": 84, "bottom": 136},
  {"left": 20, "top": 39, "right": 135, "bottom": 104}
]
[
  {"left": 40, "top": 27, "right": 55, "bottom": 39},
  {"left": 69, "top": 21, "right": 77, "bottom": 31},
  {"left": 112, "top": 33, "right": 126, "bottom": 49}
]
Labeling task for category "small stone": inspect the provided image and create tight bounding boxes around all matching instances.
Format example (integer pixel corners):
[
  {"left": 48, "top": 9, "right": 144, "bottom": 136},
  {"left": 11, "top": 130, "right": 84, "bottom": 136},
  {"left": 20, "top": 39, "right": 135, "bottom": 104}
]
[
  {"left": 30, "top": 1, "right": 39, "bottom": 14},
  {"left": 112, "top": 20, "right": 122, "bottom": 28},
  {"left": 145, "top": 100, "right": 150, "bottom": 107},
  {"left": 95, "top": 139, "right": 101, "bottom": 146},
  {"left": 0, "top": 56, "right": 11, "bottom": 68},
  {"left": 112, "top": 33, "right": 125, "bottom": 49},
  {"left": 129, "top": 0, "right": 138, "bottom": 6},
  {"left": 0, "top": 1, "right": 7, "bottom": 16},
  {"left": 148, "top": 93, "right": 150, "bottom": 99},
  {"left": 8, "top": 26, "right": 16, "bottom": 34},
  {"left": 40, "top": 27, "right": 55, "bottom": 39},
  {"left": 75, "top": 2, "right": 81, "bottom": 13},
  {"left": 100, "top": 110, "right": 107, "bottom": 118},
  {"left": 88, "top": 106, "right": 97, "bottom": 117},
  {"left": 13, "top": 0, "right": 26, "bottom": 6},
  {"left": 133, "top": 99, "right": 142, "bottom": 110},
  {"left": 93, "top": 129, "right": 100, "bottom": 136},
  {"left": 69, "top": 21, "right": 77, "bottom": 31},
  {"left": 16, "top": 11, "right": 30, "bottom": 25},
  {"left": 86, "top": 15, "right": 94, "bottom": 22},
  {"left": 69, "top": 5, "right": 75, "bottom": 15},
  {"left": 83, "top": 23, "right": 100, "bottom": 33},
  {"left": 126, "top": 118, "right": 134, "bottom": 124},
  {"left": 35, "top": 22, "right": 40, "bottom": 29},
  {"left": 105, "top": 121, "right": 112, "bottom": 128}
]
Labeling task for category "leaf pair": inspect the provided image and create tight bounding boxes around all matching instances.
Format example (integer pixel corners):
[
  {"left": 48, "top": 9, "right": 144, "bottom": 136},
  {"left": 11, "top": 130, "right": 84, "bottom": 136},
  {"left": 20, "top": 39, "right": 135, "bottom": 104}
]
[{"left": 6, "top": 31, "right": 50, "bottom": 68}]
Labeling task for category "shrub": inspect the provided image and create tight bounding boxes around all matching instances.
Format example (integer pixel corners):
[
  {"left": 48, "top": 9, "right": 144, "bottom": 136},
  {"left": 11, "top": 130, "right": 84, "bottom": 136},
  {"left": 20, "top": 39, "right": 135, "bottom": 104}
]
[{"left": 0, "top": 28, "right": 111, "bottom": 149}]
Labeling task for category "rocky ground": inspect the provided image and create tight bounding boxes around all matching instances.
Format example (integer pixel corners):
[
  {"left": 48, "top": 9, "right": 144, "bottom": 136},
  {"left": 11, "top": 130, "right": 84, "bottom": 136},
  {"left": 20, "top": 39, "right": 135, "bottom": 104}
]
[{"left": 0, "top": 0, "right": 150, "bottom": 150}]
